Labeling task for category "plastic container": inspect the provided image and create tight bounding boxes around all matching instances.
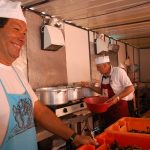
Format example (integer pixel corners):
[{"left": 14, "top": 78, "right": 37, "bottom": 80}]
[
  {"left": 105, "top": 117, "right": 150, "bottom": 136},
  {"left": 84, "top": 96, "right": 112, "bottom": 113},
  {"left": 96, "top": 132, "right": 150, "bottom": 150},
  {"left": 77, "top": 144, "right": 95, "bottom": 150},
  {"left": 77, "top": 131, "right": 150, "bottom": 150}
]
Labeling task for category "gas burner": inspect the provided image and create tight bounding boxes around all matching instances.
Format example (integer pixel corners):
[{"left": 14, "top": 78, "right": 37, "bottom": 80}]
[{"left": 47, "top": 99, "right": 87, "bottom": 117}]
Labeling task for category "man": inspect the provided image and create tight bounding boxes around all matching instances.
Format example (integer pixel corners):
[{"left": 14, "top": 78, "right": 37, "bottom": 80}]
[
  {"left": 81, "top": 55, "right": 135, "bottom": 128},
  {"left": 0, "top": 1, "right": 95, "bottom": 150}
]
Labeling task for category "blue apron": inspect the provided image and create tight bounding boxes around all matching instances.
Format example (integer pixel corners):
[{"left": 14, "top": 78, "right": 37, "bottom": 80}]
[{"left": 0, "top": 68, "right": 38, "bottom": 150}]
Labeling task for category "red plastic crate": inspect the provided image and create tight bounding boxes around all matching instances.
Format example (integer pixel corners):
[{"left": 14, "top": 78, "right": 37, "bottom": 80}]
[
  {"left": 96, "top": 132, "right": 150, "bottom": 150},
  {"left": 77, "top": 131, "right": 150, "bottom": 150},
  {"left": 77, "top": 144, "right": 95, "bottom": 150},
  {"left": 105, "top": 117, "right": 150, "bottom": 137}
]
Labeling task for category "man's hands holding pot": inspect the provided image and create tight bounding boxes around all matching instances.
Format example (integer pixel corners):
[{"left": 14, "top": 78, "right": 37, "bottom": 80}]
[{"left": 105, "top": 95, "right": 120, "bottom": 106}]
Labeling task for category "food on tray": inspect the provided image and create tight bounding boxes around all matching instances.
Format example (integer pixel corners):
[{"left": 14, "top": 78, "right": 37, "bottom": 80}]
[
  {"left": 108, "top": 141, "right": 141, "bottom": 150},
  {"left": 129, "top": 127, "right": 150, "bottom": 134}
]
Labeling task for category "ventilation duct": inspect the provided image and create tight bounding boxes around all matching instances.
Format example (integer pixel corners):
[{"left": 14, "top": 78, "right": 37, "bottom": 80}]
[
  {"left": 108, "top": 44, "right": 120, "bottom": 53},
  {"left": 41, "top": 25, "right": 65, "bottom": 51},
  {"left": 95, "top": 38, "right": 108, "bottom": 54}
]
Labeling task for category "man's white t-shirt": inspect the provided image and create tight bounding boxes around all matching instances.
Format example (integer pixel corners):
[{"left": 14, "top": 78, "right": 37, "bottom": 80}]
[
  {"left": 100, "top": 66, "right": 134, "bottom": 101},
  {"left": 0, "top": 64, "right": 38, "bottom": 145}
]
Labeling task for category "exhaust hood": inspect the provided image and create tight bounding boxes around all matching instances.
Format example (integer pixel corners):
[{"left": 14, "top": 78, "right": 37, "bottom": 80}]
[
  {"left": 41, "top": 25, "right": 65, "bottom": 51},
  {"left": 95, "top": 38, "right": 108, "bottom": 54},
  {"left": 108, "top": 44, "right": 119, "bottom": 53}
]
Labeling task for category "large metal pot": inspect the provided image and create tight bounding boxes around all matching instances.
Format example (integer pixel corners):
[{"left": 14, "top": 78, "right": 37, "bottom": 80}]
[
  {"left": 82, "top": 87, "right": 93, "bottom": 98},
  {"left": 36, "top": 87, "right": 68, "bottom": 105},
  {"left": 67, "top": 86, "right": 83, "bottom": 101},
  {"left": 82, "top": 87, "right": 100, "bottom": 98}
]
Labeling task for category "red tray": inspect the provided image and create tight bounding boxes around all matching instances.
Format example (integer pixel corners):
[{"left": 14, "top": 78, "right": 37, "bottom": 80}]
[{"left": 84, "top": 96, "right": 111, "bottom": 113}]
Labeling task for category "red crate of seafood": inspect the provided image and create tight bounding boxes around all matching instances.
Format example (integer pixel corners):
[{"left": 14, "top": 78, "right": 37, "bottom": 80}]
[
  {"left": 105, "top": 117, "right": 150, "bottom": 136},
  {"left": 77, "top": 131, "right": 150, "bottom": 150}
]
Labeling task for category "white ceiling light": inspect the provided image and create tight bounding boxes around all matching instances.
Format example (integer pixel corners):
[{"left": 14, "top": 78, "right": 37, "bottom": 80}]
[
  {"left": 28, "top": 7, "right": 35, "bottom": 10},
  {"left": 41, "top": 11, "right": 46, "bottom": 14}
]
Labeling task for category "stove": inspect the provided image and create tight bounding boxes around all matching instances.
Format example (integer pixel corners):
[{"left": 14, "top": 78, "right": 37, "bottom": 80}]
[{"left": 47, "top": 99, "right": 87, "bottom": 117}]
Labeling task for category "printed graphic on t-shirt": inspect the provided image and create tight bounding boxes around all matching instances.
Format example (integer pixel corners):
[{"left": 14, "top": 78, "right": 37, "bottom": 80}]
[{"left": 8, "top": 98, "right": 34, "bottom": 140}]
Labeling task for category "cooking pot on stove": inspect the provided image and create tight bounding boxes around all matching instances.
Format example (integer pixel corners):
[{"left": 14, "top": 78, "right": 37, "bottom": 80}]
[
  {"left": 67, "top": 86, "right": 83, "bottom": 101},
  {"left": 82, "top": 87, "right": 93, "bottom": 98},
  {"left": 36, "top": 87, "right": 68, "bottom": 105}
]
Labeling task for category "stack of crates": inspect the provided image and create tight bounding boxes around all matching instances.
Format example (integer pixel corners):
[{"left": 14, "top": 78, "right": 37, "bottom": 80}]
[{"left": 77, "top": 117, "right": 150, "bottom": 150}]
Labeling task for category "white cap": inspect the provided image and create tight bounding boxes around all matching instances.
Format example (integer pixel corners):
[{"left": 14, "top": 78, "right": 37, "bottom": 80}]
[
  {"left": 95, "top": 56, "right": 110, "bottom": 65},
  {"left": 0, "top": 0, "right": 26, "bottom": 23}
]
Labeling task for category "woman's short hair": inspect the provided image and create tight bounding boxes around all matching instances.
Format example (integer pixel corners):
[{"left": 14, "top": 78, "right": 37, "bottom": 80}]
[{"left": 0, "top": 17, "right": 8, "bottom": 28}]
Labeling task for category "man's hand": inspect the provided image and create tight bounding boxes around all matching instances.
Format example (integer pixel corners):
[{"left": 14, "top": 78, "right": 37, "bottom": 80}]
[
  {"left": 73, "top": 134, "right": 97, "bottom": 147},
  {"left": 105, "top": 96, "right": 119, "bottom": 106}
]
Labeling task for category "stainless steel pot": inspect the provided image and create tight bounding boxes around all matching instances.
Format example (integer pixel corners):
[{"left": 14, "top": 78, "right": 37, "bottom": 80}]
[
  {"left": 67, "top": 86, "right": 83, "bottom": 101},
  {"left": 36, "top": 87, "right": 68, "bottom": 105},
  {"left": 82, "top": 87, "right": 93, "bottom": 98},
  {"left": 82, "top": 88, "right": 100, "bottom": 98}
]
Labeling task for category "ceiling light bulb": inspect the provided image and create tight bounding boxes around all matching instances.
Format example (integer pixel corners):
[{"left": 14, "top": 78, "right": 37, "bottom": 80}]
[
  {"left": 45, "top": 16, "right": 50, "bottom": 19},
  {"left": 51, "top": 15, "right": 56, "bottom": 18},
  {"left": 65, "top": 20, "right": 72, "bottom": 23},
  {"left": 41, "top": 12, "right": 46, "bottom": 14},
  {"left": 29, "top": 7, "right": 35, "bottom": 10}
]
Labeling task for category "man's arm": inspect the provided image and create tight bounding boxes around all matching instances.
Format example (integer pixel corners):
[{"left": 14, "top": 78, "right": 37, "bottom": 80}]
[
  {"left": 81, "top": 81, "right": 101, "bottom": 94},
  {"left": 34, "top": 100, "right": 96, "bottom": 146},
  {"left": 108, "top": 85, "right": 135, "bottom": 105}
]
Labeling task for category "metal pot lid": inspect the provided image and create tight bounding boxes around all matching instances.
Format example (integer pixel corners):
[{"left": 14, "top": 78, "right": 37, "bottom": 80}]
[
  {"left": 75, "top": 86, "right": 82, "bottom": 89},
  {"left": 67, "top": 87, "right": 75, "bottom": 89},
  {"left": 36, "top": 87, "right": 56, "bottom": 91},
  {"left": 54, "top": 88, "right": 67, "bottom": 92}
]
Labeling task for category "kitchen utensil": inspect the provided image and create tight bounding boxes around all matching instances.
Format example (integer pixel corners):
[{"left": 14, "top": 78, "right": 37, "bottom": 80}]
[
  {"left": 84, "top": 96, "right": 111, "bottom": 113},
  {"left": 90, "top": 131, "right": 99, "bottom": 147}
]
